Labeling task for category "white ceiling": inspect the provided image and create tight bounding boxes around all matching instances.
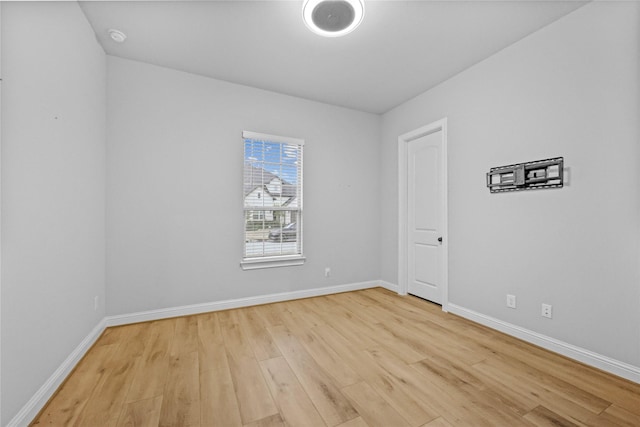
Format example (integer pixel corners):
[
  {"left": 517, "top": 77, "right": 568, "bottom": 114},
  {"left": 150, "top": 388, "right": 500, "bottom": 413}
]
[{"left": 79, "top": 1, "right": 586, "bottom": 114}]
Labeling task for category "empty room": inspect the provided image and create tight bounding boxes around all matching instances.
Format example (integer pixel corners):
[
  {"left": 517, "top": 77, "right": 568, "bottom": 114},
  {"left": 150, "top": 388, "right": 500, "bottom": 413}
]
[{"left": 1, "top": 0, "right": 639, "bottom": 426}]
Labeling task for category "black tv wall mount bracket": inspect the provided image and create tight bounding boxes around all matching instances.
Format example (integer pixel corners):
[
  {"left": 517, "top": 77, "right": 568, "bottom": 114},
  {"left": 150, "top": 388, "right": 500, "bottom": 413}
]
[{"left": 486, "top": 157, "right": 564, "bottom": 193}]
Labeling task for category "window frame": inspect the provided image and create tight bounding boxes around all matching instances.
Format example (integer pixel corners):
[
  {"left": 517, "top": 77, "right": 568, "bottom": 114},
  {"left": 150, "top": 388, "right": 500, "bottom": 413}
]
[{"left": 240, "top": 131, "right": 305, "bottom": 270}]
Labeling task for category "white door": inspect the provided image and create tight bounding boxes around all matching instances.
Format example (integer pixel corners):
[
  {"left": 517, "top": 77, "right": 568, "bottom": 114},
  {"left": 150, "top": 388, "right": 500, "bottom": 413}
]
[{"left": 407, "top": 130, "right": 444, "bottom": 304}]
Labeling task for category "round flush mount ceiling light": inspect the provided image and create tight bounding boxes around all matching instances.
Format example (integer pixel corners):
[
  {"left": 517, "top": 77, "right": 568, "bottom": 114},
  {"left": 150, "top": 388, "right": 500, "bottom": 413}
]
[
  {"left": 302, "top": 0, "right": 364, "bottom": 37},
  {"left": 107, "top": 29, "right": 127, "bottom": 43}
]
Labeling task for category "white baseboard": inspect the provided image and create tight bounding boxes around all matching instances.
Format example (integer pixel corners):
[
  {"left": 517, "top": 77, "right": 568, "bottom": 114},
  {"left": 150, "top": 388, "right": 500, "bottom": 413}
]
[
  {"left": 447, "top": 303, "right": 640, "bottom": 384},
  {"left": 7, "top": 318, "right": 107, "bottom": 427},
  {"left": 105, "top": 280, "right": 381, "bottom": 327},
  {"left": 378, "top": 280, "right": 399, "bottom": 293}
]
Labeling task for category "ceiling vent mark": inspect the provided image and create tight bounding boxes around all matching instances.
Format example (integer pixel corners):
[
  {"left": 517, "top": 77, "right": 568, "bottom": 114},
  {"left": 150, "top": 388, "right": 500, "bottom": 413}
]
[{"left": 107, "top": 29, "right": 127, "bottom": 43}]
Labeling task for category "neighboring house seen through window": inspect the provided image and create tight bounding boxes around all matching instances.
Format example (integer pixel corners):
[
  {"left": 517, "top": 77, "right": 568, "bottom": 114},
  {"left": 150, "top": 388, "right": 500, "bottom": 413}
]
[{"left": 241, "top": 131, "right": 305, "bottom": 270}]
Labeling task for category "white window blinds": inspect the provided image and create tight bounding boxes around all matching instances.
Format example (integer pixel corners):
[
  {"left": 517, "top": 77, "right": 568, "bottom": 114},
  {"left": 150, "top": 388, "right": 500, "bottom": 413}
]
[{"left": 242, "top": 131, "right": 304, "bottom": 267}]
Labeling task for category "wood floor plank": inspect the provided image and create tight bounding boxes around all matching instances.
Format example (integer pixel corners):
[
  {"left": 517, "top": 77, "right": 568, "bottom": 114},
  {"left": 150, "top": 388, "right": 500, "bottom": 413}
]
[
  {"left": 443, "top": 317, "right": 629, "bottom": 419},
  {"left": 452, "top": 319, "right": 640, "bottom": 417},
  {"left": 408, "top": 361, "right": 525, "bottom": 427},
  {"left": 116, "top": 396, "right": 163, "bottom": 427},
  {"left": 125, "top": 319, "right": 176, "bottom": 403},
  {"left": 31, "top": 343, "right": 121, "bottom": 426},
  {"left": 302, "top": 297, "right": 379, "bottom": 350},
  {"left": 200, "top": 368, "right": 242, "bottom": 427},
  {"left": 297, "top": 325, "right": 361, "bottom": 388},
  {"left": 96, "top": 325, "right": 131, "bottom": 347},
  {"left": 75, "top": 356, "right": 141, "bottom": 426},
  {"left": 251, "top": 304, "right": 282, "bottom": 328},
  {"left": 377, "top": 314, "right": 489, "bottom": 366},
  {"left": 420, "top": 417, "right": 454, "bottom": 427},
  {"left": 221, "top": 314, "right": 278, "bottom": 424},
  {"left": 410, "top": 353, "right": 530, "bottom": 417},
  {"left": 269, "top": 326, "right": 358, "bottom": 426},
  {"left": 283, "top": 298, "right": 326, "bottom": 329},
  {"left": 324, "top": 293, "right": 382, "bottom": 325},
  {"left": 114, "top": 322, "right": 154, "bottom": 361},
  {"left": 361, "top": 347, "right": 443, "bottom": 426},
  {"left": 260, "top": 357, "right": 326, "bottom": 427},
  {"left": 170, "top": 315, "right": 199, "bottom": 356},
  {"left": 238, "top": 307, "right": 282, "bottom": 361},
  {"left": 591, "top": 404, "right": 640, "bottom": 427},
  {"left": 336, "top": 417, "right": 370, "bottom": 427},
  {"left": 373, "top": 289, "right": 445, "bottom": 316},
  {"left": 522, "top": 406, "right": 579, "bottom": 427},
  {"left": 243, "top": 413, "right": 286, "bottom": 427},
  {"left": 465, "top": 358, "right": 541, "bottom": 415},
  {"left": 364, "top": 289, "right": 439, "bottom": 319},
  {"left": 337, "top": 292, "right": 402, "bottom": 325},
  {"left": 252, "top": 302, "right": 287, "bottom": 328},
  {"left": 318, "top": 297, "right": 428, "bottom": 365},
  {"left": 310, "top": 324, "right": 436, "bottom": 426},
  {"left": 370, "top": 294, "right": 470, "bottom": 342},
  {"left": 159, "top": 351, "right": 200, "bottom": 426},
  {"left": 268, "top": 324, "right": 359, "bottom": 426},
  {"left": 341, "top": 381, "right": 410, "bottom": 427},
  {"left": 321, "top": 296, "right": 436, "bottom": 365},
  {"left": 367, "top": 347, "right": 510, "bottom": 426},
  {"left": 197, "top": 313, "right": 243, "bottom": 427},
  {"left": 278, "top": 302, "right": 320, "bottom": 336},
  {"left": 277, "top": 305, "right": 361, "bottom": 388},
  {"left": 362, "top": 293, "right": 495, "bottom": 366},
  {"left": 471, "top": 357, "right": 599, "bottom": 426},
  {"left": 488, "top": 352, "right": 611, "bottom": 414},
  {"left": 217, "top": 308, "right": 242, "bottom": 329},
  {"left": 197, "top": 313, "right": 224, "bottom": 350}
]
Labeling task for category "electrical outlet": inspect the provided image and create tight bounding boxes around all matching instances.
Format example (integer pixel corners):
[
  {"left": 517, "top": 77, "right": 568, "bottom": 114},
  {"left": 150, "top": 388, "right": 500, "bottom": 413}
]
[
  {"left": 506, "top": 294, "right": 516, "bottom": 309},
  {"left": 541, "top": 303, "right": 552, "bottom": 318},
  {"left": 324, "top": 267, "right": 331, "bottom": 277},
  {"left": 94, "top": 296, "right": 99, "bottom": 311}
]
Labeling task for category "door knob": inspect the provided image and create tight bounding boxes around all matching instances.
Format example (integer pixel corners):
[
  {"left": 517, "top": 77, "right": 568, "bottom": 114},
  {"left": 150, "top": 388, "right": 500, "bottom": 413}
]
[{"left": 437, "top": 237, "right": 443, "bottom": 243}]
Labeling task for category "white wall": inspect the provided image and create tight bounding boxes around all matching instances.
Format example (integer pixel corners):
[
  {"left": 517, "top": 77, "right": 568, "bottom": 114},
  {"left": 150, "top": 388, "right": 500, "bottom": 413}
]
[
  {"left": 1, "top": 2, "right": 107, "bottom": 424},
  {"left": 381, "top": 1, "right": 640, "bottom": 366},
  {"left": 106, "top": 57, "right": 381, "bottom": 316}
]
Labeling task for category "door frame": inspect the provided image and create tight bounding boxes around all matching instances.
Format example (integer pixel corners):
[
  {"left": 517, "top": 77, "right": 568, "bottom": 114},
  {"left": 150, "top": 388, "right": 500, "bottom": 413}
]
[{"left": 397, "top": 118, "right": 449, "bottom": 311}]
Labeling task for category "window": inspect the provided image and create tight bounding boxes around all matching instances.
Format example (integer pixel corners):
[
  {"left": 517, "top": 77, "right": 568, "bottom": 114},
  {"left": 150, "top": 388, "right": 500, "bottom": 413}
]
[{"left": 241, "top": 131, "right": 304, "bottom": 269}]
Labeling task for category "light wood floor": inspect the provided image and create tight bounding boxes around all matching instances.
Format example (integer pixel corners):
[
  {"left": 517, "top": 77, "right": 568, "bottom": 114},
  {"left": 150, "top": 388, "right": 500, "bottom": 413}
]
[{"left": 32, "top": 288, "right": 640, "bottom": 426}]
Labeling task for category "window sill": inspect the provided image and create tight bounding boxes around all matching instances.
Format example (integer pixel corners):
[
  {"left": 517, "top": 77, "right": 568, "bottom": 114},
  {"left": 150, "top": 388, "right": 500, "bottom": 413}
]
[{"left": 240, "top": 255, "right": 306, "bottom": 270}]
